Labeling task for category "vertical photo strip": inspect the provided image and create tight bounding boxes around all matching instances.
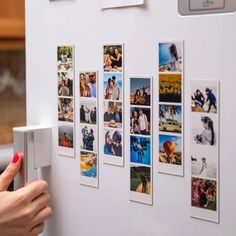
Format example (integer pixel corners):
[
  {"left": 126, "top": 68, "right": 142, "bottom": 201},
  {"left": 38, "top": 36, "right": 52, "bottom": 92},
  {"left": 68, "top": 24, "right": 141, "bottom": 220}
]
[
  {"left": 130, "top": 77, "right": 153, "bottom": 205},
  {"left": 103, "top": 44, "right": 124, "bottom": 166},
  {"left": 78, "top": 71, "right": 99, "bottom": 188},
  {"left": 57, "top": 45, "right": 75, "bottom": 157},
  {"left": 190, "top": 80, "right": 220, "bottom": 223},
  {"left": 158, "top": 41, "right": 184, "bottom": 176}
]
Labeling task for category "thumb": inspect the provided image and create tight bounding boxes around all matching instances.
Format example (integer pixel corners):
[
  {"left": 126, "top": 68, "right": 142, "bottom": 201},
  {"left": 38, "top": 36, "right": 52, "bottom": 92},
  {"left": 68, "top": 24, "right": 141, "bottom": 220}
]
[{"left": 0, "top": 152, "right": 22, "bottom": 191}]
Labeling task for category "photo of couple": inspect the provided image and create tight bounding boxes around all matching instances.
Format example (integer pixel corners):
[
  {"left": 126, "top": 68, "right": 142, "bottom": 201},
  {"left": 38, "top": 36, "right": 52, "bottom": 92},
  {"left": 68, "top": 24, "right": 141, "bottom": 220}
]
[
  {"left": 104, "top": 101, "right": 122, "bottom": 129},
  {"left": 79, "top": 71, "right": 96, "bottom": 98},
  {"left": 130, "top": 107, "right": 151, "bottom": 135},
  {"left": 81, "top": 125, "right": 96, "bottom": 152},
  {"left": 130, "top": 77, "right": 151, "bottom": 106},
  {"left": 103, "top": 45, "right": 123, "bottom": 72},
  {"left": 80, "top": 101, "right": 96, "bottom": 125},
  {"left": 191, "top": 84, "right": 217, "bottom": 113},
  {"left": 104, "top": 130, "right": 122, "bottom": 157},
  {"left": 103, "top": 73, "right": 122, "bottom": 100}
]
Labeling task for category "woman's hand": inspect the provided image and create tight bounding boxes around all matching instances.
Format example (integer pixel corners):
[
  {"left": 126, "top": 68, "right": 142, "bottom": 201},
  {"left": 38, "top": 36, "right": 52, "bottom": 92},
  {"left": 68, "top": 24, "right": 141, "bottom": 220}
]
[{"left": 0, "top": 153, "right": 52, "bottom": 236}]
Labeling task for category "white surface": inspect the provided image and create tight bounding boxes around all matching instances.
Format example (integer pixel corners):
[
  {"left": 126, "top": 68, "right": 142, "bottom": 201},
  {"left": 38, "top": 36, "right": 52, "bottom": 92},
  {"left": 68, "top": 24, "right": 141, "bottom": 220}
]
[
  {"left": 25, "top": 0, "right": 236, "bottom": 235},
  {"left": 100, "top": 0, "right": 144, "bottom": 9}
]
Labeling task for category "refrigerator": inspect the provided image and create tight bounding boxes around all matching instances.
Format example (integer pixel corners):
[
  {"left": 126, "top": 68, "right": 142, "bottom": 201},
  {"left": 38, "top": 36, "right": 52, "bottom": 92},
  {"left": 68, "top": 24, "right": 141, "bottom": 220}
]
[{"left": 22, "top": 0, "right": 236, "bottom": 235}]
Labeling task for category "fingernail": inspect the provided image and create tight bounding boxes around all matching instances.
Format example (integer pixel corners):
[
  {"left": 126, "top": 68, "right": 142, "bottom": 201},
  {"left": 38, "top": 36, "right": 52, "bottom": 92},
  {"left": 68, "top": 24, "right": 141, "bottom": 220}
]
[{"left": 12, "top": 152, "right": 20, "bottom": 164}]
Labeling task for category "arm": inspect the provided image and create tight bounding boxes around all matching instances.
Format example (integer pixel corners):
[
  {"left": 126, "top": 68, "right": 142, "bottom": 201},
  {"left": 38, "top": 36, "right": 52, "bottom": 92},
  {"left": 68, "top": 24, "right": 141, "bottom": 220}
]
[{"left": 0, "top": 153, "right": 52, "bottom": 236}]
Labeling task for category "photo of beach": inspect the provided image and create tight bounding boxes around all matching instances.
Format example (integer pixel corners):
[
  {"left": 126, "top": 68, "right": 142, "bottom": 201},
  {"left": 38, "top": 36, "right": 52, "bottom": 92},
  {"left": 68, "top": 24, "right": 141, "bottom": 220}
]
[{"left": 159, "top": 42, "right": 183, "bottom": 72}]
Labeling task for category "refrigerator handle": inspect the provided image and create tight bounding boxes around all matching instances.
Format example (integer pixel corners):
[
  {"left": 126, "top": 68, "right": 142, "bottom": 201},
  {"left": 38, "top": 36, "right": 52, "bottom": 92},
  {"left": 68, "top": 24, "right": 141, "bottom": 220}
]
[{"left": 13, "top": 126, "right": 52, "bottom": 190}]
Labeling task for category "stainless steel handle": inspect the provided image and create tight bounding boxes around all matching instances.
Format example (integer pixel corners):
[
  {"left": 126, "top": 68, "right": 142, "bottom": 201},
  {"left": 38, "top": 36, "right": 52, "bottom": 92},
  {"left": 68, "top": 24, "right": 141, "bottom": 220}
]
[{"left": 13, "top": 126, "right": 52, "bottom": 190}]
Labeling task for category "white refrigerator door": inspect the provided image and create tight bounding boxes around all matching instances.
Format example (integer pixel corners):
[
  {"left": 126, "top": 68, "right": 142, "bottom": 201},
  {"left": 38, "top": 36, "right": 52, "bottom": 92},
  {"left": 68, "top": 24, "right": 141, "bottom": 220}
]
[{"left": 25, "top": 0, "right": 236, "bottom": 235}]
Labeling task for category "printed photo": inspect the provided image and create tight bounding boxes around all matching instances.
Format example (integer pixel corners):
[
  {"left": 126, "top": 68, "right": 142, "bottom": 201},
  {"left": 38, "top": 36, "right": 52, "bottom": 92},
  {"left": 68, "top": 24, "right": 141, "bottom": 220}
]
[
  {"left": 191, "top": 148, "right": 217, "bottom": 179},
  {"left": 58, "top": 71, "right": 73, "bottom": 96},
  {"left": 79, "top": 71, "right": 97, "bottom": 98},
  {"left": 159, "top": 134, "right": 182, "bottom": 165},
  {"left": 191, "top": 82, "right": 218, "bottom": 113},
  {"left": 159, "top": 104, "right": 182, "bottom": 133},
  {"left": 80, "top": 100, "right": 97, "bottom": 124},
  {"left": 58, "top": 125, "right": 73, "bottom": 148},
  {"left": 159, "top": 74, "right": 182, "bottom": 103},
  {"left": 58, "top": 98, "right": 73, "bottom": 122},
  {"left": 80, "top": 124, "right": 97, "bottom": 152},
  {"left": 130, "top": 107, "right": 151, "bottom": 135},
  {"left": 192, "top": 177, "right": 217, "bottom": 211},
  {"left": 130, "top": 77, "right": 151, "bottom": 106},
  {"left": 80, "top": 151, "right": 97, "bottom": 178},
  {"left": 57, "top": 46, "right": 73, "bottom": 71},
  {"left": 104, "top": 101, "right": 122, "bottom": 129},
  {"left": 192, "top": 115, "right": 217, "bottom": 146},
  {"left": 159, "top": 42, "right": 183, "bottom": 72},
  {"left": 130, "top": 166, "right": 151, "bottom": 194},
  {"left": 104, "top": 129, "right": 122, "bottom": 157},
  {"left": 103, "top": 73, "right": 122, "bottom": 100},
  {"left": 130, "top": 136, "right": 151, "bottom": 165},
  {"left": 103, "top": 45, "right": 123, "bottom": 72}
]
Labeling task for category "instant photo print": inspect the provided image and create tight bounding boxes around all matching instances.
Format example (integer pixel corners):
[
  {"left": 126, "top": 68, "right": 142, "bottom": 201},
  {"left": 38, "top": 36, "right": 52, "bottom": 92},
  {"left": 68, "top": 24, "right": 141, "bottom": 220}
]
[
  {"left": 78, "top": 71, "right": 99, "bottom": 188},
  {"left": 103, "top": 44, "right": 124, "bottom": 167},
  {"left": 58, "top": 123, "right": 74, "bottom": 157},
  {"left": 103, "top": 129, "right": 123, "bottom": 166},
  {"left": 159, "top": 104, "right": 182, "bottom": 134},
  {"left": 80, "top": 151, "right": 98, "bottom": 188},
  {"left": 130, "top": 165, "right": 152, "bottom": 205},
  {"left": 103, "top": 73, "right": 122, "bottom": 100},
  {"left": 130, "top": 77, "right": 151, "bottom": 106},
  {"left": 159, "top": 42, "right": 183, "bottom": 73},
  {"left": 57, "top": 45, "right": 75, "bottom": 158},
  {"left": 129, "top": 76, "right": 153, "bottom": 205}
]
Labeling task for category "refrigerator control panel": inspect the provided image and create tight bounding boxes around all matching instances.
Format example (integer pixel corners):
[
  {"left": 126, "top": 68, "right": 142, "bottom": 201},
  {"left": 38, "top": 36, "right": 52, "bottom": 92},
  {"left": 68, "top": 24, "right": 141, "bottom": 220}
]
[
  {"left": 179, "top": 0, "right": 236, "bottom": 15},
  {"left": 190, "top": 0, "right": 224, "bottom": 11}
]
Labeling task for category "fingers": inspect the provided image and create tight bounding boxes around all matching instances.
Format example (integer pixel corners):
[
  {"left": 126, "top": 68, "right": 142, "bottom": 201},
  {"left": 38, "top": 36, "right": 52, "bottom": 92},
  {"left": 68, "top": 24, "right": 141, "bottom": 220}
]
[
  {"left": 17, "top": 180, "right": 48, "bottom": 201},
  {"left": 31, "top": 207, "right": 52, "bottom": 229},
  {"left": 29, "top": 222, "right": 45, "bottom": 236},
  {"left": 31, "top": 192, "right": 51, "bottom": 215},
  {"left": 0, "top": 152, "right": 22, "bottom": 191}
]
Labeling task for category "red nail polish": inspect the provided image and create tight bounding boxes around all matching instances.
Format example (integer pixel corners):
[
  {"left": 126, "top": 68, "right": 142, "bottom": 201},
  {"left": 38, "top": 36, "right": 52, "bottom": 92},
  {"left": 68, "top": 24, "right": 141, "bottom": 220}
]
[{"left": 12, "top": 153, "right": 20, "bottom": 164}]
